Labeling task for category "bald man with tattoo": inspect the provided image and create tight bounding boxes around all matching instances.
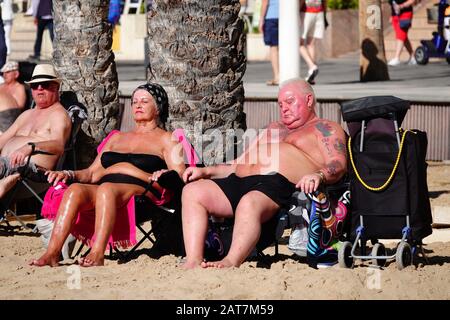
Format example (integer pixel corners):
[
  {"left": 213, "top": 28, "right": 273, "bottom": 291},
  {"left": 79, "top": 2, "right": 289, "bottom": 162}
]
[{"left": 181, "top": 78, "right": 347, "bottom": 269}]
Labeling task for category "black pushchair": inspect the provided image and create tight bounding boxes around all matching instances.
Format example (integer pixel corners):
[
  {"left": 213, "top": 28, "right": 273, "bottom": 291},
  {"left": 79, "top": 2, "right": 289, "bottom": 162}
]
[{"left": 339, "top": 96, "right": 433, "bottom": 270}]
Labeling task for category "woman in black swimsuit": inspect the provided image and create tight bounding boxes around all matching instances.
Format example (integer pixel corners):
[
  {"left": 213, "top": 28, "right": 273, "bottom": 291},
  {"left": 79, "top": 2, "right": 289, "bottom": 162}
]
[{"left": 30, "top": 83, "right": 185, "bottom": 267}]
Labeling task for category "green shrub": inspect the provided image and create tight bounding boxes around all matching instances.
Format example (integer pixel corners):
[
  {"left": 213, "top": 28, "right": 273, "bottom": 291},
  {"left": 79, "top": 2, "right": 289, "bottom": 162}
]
[{"left": 327, "top": 0, "right": 359, "bottom": 10}]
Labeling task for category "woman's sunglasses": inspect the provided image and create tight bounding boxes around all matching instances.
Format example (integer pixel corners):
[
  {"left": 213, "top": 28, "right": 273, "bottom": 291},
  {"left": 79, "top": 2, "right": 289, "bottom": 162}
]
[{"left": 30, "top": 82, "right": 56, "bottom": 90}]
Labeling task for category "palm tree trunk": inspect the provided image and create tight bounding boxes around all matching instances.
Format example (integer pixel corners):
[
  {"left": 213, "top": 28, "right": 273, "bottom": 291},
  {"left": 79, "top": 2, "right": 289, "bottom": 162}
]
[
  {"left": 147, "top": 0, "right": 247, "bottom": 165},
  {"left": 53, "top": 0, "right": 120, "bottom": 166},
  {"left": 359, "top": 0, "right": 390, "bottom": 81}
]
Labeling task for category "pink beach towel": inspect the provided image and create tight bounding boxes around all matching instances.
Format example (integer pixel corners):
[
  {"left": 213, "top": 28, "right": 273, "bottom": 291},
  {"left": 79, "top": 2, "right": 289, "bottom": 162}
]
[{"left": 41, "top": 180, "right": 139, "bottom": 249}]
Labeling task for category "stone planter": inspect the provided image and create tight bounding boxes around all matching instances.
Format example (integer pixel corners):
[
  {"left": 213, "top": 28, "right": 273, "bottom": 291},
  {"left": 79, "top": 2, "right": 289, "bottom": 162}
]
[
  {"left": 317, "top": 9, "right": 359, "bottom": 59},
  {"left": 114, "top": 14, "right": 147, "bottom": 61},
  {"left": 245, "top": 32, "right": 270, "bottom": 61}
]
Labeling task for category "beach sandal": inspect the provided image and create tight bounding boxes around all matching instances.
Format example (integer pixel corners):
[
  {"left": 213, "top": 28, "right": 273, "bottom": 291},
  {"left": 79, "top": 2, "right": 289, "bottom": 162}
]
[{"left": 266, "top": 79, "right": 279, "bottom": 86}]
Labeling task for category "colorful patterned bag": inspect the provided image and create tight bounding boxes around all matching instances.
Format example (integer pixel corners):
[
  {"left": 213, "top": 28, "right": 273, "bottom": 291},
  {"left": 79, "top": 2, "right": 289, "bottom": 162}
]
[{"left": 306, "top": 189, "right": 350, "bottom": 268}]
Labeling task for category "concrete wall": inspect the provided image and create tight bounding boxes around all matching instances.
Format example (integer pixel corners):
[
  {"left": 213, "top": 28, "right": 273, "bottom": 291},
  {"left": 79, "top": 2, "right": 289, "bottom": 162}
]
[
  {"left": 113, "top": 14, "right": 147, "bottom": 61},
  {"left": 246, "top": 33, "right": 270, "bottom": 61}
]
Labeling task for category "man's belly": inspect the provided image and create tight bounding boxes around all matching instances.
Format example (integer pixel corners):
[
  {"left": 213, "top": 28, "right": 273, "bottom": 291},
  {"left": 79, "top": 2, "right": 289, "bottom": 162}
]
[
  {"left": 2, "top": 136, "right": 58, "bottom": 169},
  {"left": 235, "top": 142, "right": 321, "bottom": 184}
]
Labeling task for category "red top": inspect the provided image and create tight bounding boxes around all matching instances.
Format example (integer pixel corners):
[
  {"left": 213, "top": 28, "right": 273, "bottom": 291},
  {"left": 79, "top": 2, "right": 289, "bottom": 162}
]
[{"left": 301, "top": 0, "right": 324, "bottom": 13}]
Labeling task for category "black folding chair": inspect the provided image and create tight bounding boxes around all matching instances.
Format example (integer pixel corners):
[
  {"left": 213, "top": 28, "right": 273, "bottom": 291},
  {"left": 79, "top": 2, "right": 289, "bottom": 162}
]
[{"left": 111, "top": 170, "right": 186, "bottom": 260}]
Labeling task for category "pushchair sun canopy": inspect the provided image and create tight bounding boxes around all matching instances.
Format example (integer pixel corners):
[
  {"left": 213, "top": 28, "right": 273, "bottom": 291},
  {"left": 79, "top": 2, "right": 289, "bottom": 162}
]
[{"left": 340, "top": 95, "right": 410, "bottom": 125}]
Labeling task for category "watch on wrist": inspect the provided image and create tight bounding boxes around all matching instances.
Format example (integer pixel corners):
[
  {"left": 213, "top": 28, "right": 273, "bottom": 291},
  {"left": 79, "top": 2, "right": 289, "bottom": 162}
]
[{"left": 27, "top": 142, "right": 36, "bottom": 153}]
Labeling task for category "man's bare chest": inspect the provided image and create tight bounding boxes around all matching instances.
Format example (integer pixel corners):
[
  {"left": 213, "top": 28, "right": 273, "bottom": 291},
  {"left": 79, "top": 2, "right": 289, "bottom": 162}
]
[
  {"left": 17, "top": 115, "right": 52, "bottom": 137},
  {"left": 283, "top": 128, "right": 317, "bottom": 152}
]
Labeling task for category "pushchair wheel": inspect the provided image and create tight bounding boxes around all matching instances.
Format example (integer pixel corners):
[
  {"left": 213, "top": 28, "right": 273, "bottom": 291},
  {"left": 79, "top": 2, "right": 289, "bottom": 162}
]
[
  {"left": 396, "top": 241, "right": 412, "bottom": 270},
  {"left": 338, "top": 241, "right": 354, "bottom": 268},
  {"left": 371, "top": 243, "right": 386, "bottom": 267}
]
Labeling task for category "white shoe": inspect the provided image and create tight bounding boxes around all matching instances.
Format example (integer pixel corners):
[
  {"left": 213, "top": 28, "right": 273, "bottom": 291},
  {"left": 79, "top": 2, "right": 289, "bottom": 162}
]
[
  {"left": 388, "top": 58, "right": 401, "bottom": 66},
  {"left": 305, "top": 67, "right": 319, "bottom": 84},
  {"left": 407, "top": 57, "right": 417, "bottom": 65},
  {"left": 288, "top": 225, "right": 309, "bottom": 257},
  {"left": 61, "top": 234, "right": 76, "bottom": 261},
  {"left": 35, "top": 218, "right": 54, "bottom": 248}
]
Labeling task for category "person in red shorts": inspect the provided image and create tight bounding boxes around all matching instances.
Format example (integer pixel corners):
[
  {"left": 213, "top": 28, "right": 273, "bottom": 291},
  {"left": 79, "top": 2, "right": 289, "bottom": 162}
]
[{"left": 388, "top": 0, "right": 417, "bottom": 66}]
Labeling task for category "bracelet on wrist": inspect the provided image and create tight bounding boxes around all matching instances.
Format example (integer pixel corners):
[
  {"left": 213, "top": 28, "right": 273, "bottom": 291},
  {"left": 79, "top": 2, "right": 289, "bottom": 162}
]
[
  {"left": 63, "top": 170, "right": 75, "bottom": 181},
  {"left": 315, "top": 171, "right": 326, "bottom": 184}
]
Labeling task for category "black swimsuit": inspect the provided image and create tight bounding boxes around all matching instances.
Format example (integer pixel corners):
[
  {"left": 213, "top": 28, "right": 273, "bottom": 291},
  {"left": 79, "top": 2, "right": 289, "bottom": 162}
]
[
  {"left": 100, "top": 151, "right": 166, "bottom": 173},
  {"left": 97, "top": 152, "right": 167, "bottom": 195},
  {"left": 211, "top": 173, "right": 296, "bottom": 214}
]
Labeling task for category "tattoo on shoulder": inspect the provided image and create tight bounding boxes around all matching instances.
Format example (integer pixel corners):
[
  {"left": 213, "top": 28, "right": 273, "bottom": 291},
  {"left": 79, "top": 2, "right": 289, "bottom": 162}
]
[
  {"left": 316, "top": 122, "right": 335, "bottom": 137},
  {"left": 325, "top": 160, "right": 341, "bottom": 176},
  {"left": 333, "top": 139, "right": 346, "bottom": 154}
]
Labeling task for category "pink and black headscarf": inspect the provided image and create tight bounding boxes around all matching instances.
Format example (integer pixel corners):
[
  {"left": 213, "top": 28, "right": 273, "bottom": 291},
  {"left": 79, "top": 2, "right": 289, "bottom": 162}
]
[{"left": 132, "top": 82, "right": 169, "bottom": 123}]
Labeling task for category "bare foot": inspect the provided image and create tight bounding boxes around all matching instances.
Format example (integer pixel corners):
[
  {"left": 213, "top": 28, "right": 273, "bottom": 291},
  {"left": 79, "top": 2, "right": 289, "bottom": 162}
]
[
  {"left": 0, "top": 173, "right": 20, "bottom": 198},
  {"left": 29, "top": 253, "right": 60, "bottom": 267},
  {"left": 201, "top": 258, "right": 237, "bottom": 269},
  {"left": 181, "top": 259, "right": 203, "bottom": 269},
  {"left": 79, "top": 252, "right": 104, "bottom": 267}
]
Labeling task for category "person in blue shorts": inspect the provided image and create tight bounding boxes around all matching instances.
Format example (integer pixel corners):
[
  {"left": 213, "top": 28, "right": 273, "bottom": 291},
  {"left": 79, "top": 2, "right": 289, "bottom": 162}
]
[{"left": 259, "top": 0, "right": 279, "bottom": 86}]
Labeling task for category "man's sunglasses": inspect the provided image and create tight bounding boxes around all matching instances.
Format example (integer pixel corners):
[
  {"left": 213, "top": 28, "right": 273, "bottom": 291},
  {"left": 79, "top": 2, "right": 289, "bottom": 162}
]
[{"left": 30, "top": 82, "right": 56, "bottom": 90}]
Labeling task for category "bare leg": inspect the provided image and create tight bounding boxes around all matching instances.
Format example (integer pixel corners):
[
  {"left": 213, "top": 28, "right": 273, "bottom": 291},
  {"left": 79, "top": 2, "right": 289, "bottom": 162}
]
[
  {"left": 306, "top": 37, "right": 316, "bottom": 64},
  {"left": 394, "top": 39, "right": 405, "bottom": 60},
  {"left": 80, "top": 183, "right": 144, "bottom": 267},
  {"left": 0, "top": 173, "right": 20, "bottom": 198},
  {"left": 404, "top": 38, "right": 413, "bottom": 56},
  {"left": 181, "top": 180, "right": 233, "bottom": 269},
  {"left": 300, "top": 38, "right": 317, "bottom": 71},
  {"left": 202, "top": 191, "right": 279, "bottom": 268},
  {"left": 269, "top": 45, "right": 279, "bottom": 84},
  {"left": 30, "top": 183, "right": 97, "bottom": 267}
]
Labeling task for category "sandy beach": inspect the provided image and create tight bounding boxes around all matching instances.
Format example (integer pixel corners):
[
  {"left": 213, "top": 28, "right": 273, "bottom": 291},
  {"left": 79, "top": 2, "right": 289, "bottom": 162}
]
[{"left": 0, "top": 162, "right": 449, "bottom": 300}]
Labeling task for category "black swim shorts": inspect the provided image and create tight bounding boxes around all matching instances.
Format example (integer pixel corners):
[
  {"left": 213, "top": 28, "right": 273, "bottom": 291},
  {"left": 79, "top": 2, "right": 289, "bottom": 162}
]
[{"left": 211, "top": 173, "right": 296, "bottom": 213}]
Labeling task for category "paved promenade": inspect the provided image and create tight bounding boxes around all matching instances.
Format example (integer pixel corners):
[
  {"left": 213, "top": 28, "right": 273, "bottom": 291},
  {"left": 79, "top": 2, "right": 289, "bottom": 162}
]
[{"left": 117, "top": 52, "right": 450, "bottom": 102}]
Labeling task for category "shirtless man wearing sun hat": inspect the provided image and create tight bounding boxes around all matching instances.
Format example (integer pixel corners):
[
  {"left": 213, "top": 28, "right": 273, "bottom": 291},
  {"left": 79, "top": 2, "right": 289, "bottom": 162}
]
[{"left": 0, "top": 63, "right": 71, "bottom": 198}]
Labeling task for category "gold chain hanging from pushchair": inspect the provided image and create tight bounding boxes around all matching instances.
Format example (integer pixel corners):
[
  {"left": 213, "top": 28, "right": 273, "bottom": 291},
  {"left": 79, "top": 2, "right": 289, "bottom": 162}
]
[{"left": 348, "top": 129, "right": 413, "bottom": 192}]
